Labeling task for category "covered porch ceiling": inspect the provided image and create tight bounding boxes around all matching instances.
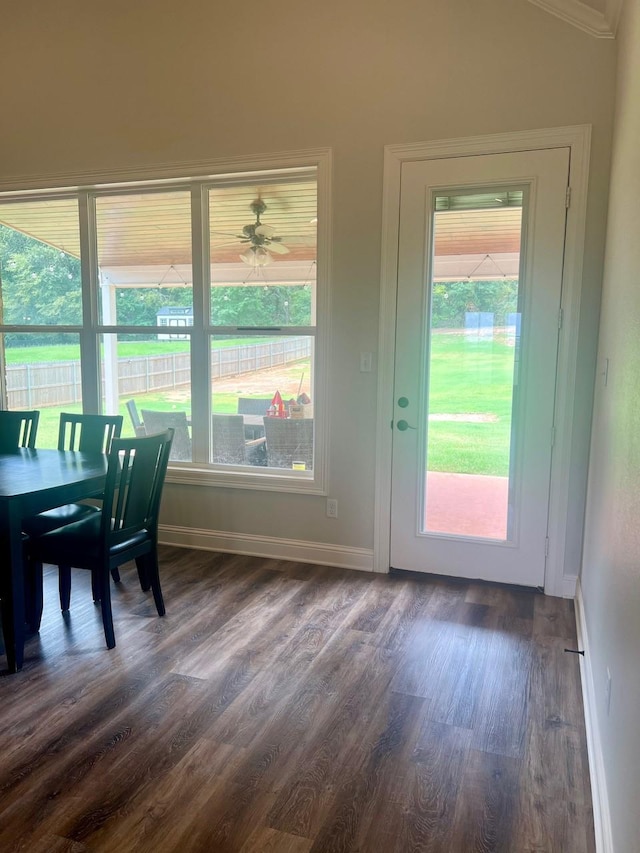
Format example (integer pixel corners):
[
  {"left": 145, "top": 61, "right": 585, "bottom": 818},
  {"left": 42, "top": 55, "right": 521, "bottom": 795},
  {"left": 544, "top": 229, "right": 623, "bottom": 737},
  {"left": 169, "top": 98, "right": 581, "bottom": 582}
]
[{"left": 0, "top": 186, "right": 523, "bottom": 285}]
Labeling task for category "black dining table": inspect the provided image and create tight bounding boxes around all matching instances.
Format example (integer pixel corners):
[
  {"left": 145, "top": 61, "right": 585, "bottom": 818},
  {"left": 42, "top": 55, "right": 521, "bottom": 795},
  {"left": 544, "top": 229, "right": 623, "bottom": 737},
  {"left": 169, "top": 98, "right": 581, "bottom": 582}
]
[{"left": 0, "top": 448, "right": 108, "bottom": 673}]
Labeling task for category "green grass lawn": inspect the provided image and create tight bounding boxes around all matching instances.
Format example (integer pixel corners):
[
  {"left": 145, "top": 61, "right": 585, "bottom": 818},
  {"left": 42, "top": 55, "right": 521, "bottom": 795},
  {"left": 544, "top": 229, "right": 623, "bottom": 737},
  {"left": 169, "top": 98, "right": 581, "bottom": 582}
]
[
  {"left": 3, "top": 337, "right": 269, "bottom": 364},
  {"left": 426, "top": 333, "right": 516, "bottom": 476},
  {"left": 11, "top": 333, "right": 517, "bottom": 475}
]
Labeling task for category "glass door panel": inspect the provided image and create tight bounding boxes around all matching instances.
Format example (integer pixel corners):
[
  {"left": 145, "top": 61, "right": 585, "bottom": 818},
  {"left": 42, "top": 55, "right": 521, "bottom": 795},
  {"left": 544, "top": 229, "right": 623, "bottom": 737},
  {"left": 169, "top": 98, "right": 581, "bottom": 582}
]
[{"left": 424, "top": 191, "right": 523, "bottom": 541}]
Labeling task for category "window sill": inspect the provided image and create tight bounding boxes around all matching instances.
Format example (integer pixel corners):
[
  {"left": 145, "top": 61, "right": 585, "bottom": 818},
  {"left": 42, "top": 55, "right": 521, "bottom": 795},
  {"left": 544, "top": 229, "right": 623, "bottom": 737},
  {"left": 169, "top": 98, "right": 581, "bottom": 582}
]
[{"left": 165, "top": 462, "right": 326, "bottom": 495}]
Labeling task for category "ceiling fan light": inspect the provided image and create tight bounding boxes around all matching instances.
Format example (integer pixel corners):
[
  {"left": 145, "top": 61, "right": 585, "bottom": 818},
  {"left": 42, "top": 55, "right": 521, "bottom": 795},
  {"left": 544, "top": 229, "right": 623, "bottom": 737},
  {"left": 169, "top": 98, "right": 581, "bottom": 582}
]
[{"left": 240, "top": 246, "right": 272, "bottom": 267}]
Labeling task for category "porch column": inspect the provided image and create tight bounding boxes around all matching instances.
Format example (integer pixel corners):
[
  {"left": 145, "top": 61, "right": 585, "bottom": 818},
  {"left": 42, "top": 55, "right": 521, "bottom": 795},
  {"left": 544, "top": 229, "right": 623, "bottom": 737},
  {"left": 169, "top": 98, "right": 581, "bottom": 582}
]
[{"left": 100, "top": 275, "right": 119, "bottom": 414}]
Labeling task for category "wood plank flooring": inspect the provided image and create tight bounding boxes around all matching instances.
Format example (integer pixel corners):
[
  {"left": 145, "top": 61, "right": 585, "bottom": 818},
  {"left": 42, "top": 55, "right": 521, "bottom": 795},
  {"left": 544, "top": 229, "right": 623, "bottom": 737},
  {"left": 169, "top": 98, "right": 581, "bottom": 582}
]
[{"left": 0, "top": 548, "right": 595, "bottom": 852}]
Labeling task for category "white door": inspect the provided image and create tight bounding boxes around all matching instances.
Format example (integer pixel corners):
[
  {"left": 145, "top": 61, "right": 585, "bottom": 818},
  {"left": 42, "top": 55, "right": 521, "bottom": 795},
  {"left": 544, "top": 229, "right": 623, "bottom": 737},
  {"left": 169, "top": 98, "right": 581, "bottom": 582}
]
[{"left": 390, "top": 148, "right": 570, "bottom": 586}]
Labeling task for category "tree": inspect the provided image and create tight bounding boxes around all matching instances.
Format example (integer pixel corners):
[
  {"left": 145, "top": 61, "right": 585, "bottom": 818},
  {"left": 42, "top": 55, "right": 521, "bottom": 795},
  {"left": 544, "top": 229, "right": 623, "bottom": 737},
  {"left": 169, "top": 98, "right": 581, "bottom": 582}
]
[
  {"left": 1, "top": 222, "right": 314, "bottom": 339},
  {"left": 211, "top": 285, "right": 311, "bottom": 327},
  {"left": 431, "top": 280, "right": 518, "bottom": 329},
  {"left": 0, "top": 225, "right": 82, "bottom": 344}
]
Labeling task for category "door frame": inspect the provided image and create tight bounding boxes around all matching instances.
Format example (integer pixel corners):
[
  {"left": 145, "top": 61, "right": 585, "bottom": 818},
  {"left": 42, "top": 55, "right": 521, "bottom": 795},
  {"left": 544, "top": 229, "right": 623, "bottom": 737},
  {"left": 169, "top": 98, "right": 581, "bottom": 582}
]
[{"left": 374, "top": 125, "right": 592, "bottom": 597}]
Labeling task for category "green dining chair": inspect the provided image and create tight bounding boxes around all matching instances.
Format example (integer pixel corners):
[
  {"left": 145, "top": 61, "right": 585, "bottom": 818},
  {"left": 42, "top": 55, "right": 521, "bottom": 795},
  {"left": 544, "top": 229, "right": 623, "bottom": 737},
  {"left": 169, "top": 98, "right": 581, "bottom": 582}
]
[
  {"left": 27, "top": 429, "right": 174, "bottom": 647},
  {"left": 22, "top": 413, "right": 123, "bottom": 538},
  {"left": 0, "top": 410, "right": 40, "bottom": 452}
]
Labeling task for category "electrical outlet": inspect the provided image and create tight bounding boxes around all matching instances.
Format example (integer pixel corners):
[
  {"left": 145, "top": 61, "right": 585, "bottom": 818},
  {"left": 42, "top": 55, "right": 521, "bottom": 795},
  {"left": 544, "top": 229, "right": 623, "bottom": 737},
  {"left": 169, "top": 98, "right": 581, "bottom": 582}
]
[
  {"left": 605, "top": 667, "right": 612, "bottom": 716},
  {"left": 326, "top": 498, "right": 338, "bottom": 518}
]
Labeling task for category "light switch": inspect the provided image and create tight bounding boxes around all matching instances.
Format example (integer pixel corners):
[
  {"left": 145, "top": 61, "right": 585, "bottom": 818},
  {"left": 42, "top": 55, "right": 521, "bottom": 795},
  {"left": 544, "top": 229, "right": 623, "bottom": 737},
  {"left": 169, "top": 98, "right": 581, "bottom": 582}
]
[{"left": 360, "top": 352, "right": 373, "bottom": 372}]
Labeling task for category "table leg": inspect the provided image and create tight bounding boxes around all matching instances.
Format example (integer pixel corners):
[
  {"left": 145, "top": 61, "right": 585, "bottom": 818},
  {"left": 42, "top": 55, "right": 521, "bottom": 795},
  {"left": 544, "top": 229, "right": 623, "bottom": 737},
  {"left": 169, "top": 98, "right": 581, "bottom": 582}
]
[{"left": 0, "top": 503, "right": 26, "bottom": 673}]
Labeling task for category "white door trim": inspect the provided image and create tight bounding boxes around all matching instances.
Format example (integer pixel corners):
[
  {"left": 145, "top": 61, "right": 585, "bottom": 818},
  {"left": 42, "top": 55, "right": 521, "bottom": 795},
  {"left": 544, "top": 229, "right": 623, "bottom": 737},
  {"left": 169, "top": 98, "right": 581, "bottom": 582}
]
[{"left": 374, "top": 125, "right": 591, "bottom": 597}]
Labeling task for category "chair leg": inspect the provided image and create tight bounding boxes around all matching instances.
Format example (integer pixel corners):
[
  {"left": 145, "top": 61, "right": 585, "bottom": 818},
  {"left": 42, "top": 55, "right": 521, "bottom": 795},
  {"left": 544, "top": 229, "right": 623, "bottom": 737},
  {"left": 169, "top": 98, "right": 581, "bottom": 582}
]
[
  {"left": 135, "top": 555, "right": 151, "bottom": 591},
  {"left": 58, "top": 565, "right": 72, "bottom": 611},
  {"left": 97, "top": 569, "right": 115, "bottom": 649},
  {"left": 146, "top": 551, "right": 165, "bottom": 617},
  {"left": 91, "top": 571, "right": 101, "bottom": 603},
  {"left": 111, "top": 567, "right": 121, "bottom": 583}
]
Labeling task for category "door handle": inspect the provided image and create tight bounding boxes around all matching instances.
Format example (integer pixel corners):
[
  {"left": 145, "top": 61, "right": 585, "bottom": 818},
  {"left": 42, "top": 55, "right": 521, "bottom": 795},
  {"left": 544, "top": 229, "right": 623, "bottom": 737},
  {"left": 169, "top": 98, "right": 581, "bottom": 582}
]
[
  {"left": 396, "top": 419, "right": 416, "bottom": 431},
  {"left": 398, "top": 396, "right": 410, "bottom": 408}
]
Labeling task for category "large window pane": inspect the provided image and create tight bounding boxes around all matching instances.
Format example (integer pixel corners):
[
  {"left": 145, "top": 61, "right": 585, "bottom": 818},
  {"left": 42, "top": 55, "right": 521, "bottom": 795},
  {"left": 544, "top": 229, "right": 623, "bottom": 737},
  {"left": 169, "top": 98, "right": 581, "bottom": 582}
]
[
  {"left": 0, "top": 199, "right": 82, "bottom": 326},
  {"left": 210, "top": 334, "right": 314, "bottom": 470},
  {"left": 0, "top": 159, "right": 324, "bottom": 486},
  {"left": 95, "top": 191, "right": 193, "bottom": 326},
  {"left": 209, "top": 179, "right": 317, "bottom": 327},
  {"left": 1, "top": 332, "right": 82, "bottom": 448},
  {"left": 100, "top": 333, "right": 192, "bottom": 459}
]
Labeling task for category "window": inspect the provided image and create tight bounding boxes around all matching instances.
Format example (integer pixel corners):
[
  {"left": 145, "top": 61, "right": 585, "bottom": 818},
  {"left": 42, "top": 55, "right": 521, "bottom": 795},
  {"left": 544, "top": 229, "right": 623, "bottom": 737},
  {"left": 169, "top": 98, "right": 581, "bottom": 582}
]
[{"left": 0, "top": 155, "right": 329, "bottom": 492}]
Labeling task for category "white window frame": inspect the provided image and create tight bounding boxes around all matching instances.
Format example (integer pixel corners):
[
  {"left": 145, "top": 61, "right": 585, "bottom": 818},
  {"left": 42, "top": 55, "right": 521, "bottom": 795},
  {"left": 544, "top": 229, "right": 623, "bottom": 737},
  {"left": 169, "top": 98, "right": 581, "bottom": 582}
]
[{"left": 0, "top": 148, "right": 332, "bottom": 495}]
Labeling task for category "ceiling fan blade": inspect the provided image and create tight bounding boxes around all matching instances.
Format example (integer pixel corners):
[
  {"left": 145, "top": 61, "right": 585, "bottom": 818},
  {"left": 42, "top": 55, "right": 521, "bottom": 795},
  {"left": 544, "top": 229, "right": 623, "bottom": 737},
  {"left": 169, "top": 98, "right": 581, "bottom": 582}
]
[
  {"left": 267, "top": 241, "right": 290, "bottom": 254},
  {"left": 254, "top": 224, "right": 276, "bottom": 238}
]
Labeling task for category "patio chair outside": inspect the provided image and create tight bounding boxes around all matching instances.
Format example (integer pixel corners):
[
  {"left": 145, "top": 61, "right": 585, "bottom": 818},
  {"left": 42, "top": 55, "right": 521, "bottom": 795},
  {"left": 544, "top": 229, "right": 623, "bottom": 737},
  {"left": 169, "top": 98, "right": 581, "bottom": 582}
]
[
  {"left": 237, "top": 397, "right": 272, "bottom": 417},
  {"left": 237, "top": 397, "right": 272, "bottom": 440},
  {"left": 141, "top": 410, "right": 192, "bottom": 461},
  {"left": 126, "top": 399, "right": 146, "bottom": 437},
  {"left": 263, "top": 418, "right": 313, "bottom": 470},
  {"left": 212, "top": 414, "right": 247, "bottom": 464},
  {"left": 212, "top": 414, "right": 266, "bottom": 466}
]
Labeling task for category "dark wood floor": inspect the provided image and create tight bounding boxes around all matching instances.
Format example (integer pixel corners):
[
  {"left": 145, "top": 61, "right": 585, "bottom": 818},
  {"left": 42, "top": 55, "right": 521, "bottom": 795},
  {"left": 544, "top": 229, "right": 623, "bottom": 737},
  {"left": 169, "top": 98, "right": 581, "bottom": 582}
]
[{"left": 0, "top": 548, "right": 594, "bottom": 852}]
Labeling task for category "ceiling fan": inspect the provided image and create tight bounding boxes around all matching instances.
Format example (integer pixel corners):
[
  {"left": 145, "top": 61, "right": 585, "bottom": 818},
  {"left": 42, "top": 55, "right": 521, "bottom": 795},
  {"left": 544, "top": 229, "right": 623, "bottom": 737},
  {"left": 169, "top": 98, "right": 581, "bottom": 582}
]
[{"left": 237, "top": 199, "right": 290, "bottom": 267}]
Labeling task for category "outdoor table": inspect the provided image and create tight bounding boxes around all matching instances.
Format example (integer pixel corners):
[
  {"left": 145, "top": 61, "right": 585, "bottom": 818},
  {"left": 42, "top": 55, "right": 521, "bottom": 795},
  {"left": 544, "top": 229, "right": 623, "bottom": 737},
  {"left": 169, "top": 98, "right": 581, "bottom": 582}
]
[
  {"left": 0, "top": 448, "right": 108, "bottom": 673},
  {"left": 242, "top": 414, "right": 266, "bottom": 440}
]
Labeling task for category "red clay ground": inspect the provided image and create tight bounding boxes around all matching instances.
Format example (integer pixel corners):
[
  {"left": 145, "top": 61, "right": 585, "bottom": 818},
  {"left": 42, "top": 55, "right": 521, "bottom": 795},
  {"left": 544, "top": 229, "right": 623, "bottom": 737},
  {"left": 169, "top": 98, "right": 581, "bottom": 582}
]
[{"left": 425, "top": 471, "right": 509, "bottom": 539}]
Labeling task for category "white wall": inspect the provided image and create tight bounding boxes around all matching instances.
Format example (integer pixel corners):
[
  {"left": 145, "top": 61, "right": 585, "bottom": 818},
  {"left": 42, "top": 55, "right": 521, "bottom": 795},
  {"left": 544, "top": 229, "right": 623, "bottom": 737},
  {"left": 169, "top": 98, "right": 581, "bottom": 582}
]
[
  {"left": 580, "top": 0, "right": 640, "bottom": 850},
  {"left": 0, "top": 1, "right": 615, "bottom": 571}
]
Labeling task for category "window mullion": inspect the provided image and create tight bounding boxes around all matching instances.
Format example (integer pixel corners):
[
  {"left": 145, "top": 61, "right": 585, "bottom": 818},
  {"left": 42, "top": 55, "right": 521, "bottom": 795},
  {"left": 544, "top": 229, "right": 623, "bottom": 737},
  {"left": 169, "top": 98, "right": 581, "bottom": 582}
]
[
  {"left": 78, "top": 191, "right": 101, "bottom": 412},
  {"left": 190, "top": 183, "right": 210, "bottom": 461}
]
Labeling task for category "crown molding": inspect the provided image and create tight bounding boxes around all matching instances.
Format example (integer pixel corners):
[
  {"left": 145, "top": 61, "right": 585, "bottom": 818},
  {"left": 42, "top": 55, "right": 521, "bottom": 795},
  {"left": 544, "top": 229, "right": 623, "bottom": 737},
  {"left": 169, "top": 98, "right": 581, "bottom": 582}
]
[{"left": 526, "top": 0, "right": 623, "bottom": 38}]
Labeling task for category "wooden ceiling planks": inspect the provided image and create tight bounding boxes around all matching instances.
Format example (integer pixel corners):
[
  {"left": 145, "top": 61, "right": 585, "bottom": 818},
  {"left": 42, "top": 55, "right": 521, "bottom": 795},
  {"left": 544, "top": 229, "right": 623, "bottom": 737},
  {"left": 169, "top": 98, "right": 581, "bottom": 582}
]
[
  {"left": 0, "top": 179, "right": 318, "bottom": 272},
  {"left": 434, "top": 207, "right": 522, "bottom": 257}
]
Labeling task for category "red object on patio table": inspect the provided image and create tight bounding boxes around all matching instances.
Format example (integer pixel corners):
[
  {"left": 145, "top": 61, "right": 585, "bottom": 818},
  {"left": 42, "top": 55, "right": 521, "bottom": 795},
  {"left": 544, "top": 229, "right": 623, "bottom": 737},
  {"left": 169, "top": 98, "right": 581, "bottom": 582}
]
[{"left": 269, "top": 390, "right": 287, "bottom": 418}]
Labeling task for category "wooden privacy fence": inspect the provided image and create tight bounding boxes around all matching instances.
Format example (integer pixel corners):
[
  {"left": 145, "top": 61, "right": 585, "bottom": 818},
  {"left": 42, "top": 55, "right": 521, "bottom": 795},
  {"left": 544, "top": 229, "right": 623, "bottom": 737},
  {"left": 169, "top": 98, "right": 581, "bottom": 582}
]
[{"left": 6, "top": 338, "right": 311, "bottom": 409}]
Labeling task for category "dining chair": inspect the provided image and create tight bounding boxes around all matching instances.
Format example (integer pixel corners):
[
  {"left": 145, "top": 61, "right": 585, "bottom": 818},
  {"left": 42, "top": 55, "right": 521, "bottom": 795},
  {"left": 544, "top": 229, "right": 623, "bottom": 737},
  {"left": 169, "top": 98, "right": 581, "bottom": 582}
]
[
  {"left": 22, "top": 413, "right": 123, "bottom": 538},
  {"left": 0, "top": 410, "right": 40, "bottom": 452},
  {"left": 26, "top": 429, "right": 174, "bottom": 649},
  {"left": 0, "top": 409, "right": 38, "bottom": 634},
  {"left": 263, "top": 417, "right": 313, "bottom": 470},
  {"left": 141, "top": 409, "right": 192, "bottom": 461},
  {"left": 212, "top": 414, "right": 266, "bottom": 465},
  {"left": 20, "top": 413, "right": 123, "bottom": 630}
]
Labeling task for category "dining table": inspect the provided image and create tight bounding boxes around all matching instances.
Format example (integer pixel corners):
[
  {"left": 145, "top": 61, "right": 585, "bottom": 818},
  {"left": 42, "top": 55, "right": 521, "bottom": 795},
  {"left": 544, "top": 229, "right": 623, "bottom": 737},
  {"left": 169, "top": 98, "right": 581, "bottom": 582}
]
[{"left": 0, "top": 448, "right": 109, "bottom": 673}]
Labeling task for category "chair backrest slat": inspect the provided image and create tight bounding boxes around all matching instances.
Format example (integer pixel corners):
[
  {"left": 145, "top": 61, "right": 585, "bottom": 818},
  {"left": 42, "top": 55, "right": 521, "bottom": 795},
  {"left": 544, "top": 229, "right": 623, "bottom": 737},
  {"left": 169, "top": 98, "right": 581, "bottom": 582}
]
[
  {"left": 58, "top": 413, "right": 123, "bottom": 454},
  {"left": 104, "top": 430, "right": 174, "bottom": 547},
  {"left": 0, "top": 410, "right": 40, "bottom": 452}
]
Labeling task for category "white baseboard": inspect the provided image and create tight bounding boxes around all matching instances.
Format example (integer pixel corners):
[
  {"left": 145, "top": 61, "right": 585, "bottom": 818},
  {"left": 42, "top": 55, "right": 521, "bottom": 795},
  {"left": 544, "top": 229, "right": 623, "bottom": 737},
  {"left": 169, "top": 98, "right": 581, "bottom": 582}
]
[
  {"left": 574, "top": 581, "right": 614, "bottom": 853},
  {"left": 159, "top": 524, "right": 375, "bottom": 573}
]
